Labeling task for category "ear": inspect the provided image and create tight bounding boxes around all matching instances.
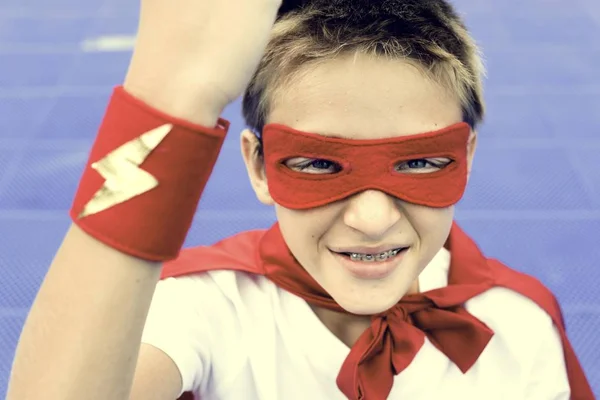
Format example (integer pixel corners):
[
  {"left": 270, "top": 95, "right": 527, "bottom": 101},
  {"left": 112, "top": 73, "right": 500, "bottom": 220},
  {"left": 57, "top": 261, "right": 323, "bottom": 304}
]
[
  {"left": 466, "top": 129, "right": 478, "bottom": 182},
  {"left": 240, "top": 129, "right": 275, "bottom": 206}
]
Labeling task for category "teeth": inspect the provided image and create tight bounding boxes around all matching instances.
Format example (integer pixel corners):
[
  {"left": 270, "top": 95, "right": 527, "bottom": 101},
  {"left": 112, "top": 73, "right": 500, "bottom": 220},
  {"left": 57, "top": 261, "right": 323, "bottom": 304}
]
[{"left": 348, "top": 248, "right": 403, "bottom": 262}]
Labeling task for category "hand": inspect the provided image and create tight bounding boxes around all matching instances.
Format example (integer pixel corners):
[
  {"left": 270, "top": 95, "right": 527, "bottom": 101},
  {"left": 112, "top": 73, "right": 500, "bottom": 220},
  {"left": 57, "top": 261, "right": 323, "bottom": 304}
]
[{"left": 124, "top": 0, "right": 283, "bottom": 124}]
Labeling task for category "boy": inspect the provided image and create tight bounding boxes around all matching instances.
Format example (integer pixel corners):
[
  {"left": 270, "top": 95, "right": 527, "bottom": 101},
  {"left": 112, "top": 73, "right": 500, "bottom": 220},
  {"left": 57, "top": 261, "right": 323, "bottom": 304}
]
[{"left": 7, "top": 0, "right": 594, "bottom": 399}]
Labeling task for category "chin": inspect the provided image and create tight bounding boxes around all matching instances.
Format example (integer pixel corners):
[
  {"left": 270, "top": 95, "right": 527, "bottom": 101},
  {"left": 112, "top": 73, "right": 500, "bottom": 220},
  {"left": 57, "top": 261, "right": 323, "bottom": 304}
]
[
  {"left": 329, "top": 288, "right": 404, "bottom": 315},
  {"left": 315, "top": 256, "right": 420, "bottom": 315}
]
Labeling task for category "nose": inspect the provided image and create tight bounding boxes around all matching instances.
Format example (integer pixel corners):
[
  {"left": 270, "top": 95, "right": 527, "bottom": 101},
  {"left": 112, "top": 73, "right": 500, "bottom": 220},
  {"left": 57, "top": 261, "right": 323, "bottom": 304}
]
[{"left": 343, "top": 190, "right": 401, "bottom": 238}]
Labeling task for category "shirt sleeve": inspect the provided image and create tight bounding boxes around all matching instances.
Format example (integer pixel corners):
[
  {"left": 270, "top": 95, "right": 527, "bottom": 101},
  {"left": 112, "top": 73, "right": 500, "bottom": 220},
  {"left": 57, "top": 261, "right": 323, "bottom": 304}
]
[
  {"left": 141, "top": 275, "right": 216, "bottom": 396},
  {"left": 523, "top": 320, "right": 571, "bottom": 400}
]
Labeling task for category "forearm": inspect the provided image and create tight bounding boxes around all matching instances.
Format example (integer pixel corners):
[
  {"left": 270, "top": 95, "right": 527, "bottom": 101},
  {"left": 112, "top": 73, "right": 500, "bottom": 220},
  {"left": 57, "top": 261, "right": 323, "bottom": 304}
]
[{"left": 7, "top": 225, "right": 162, "bottom": 400}]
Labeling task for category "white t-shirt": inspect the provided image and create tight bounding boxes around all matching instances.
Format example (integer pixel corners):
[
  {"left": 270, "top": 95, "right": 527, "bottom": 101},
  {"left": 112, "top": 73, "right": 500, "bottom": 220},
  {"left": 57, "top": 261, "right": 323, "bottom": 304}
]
[{"left": 141, "top": 248, "right": 571, "bottom": 400}]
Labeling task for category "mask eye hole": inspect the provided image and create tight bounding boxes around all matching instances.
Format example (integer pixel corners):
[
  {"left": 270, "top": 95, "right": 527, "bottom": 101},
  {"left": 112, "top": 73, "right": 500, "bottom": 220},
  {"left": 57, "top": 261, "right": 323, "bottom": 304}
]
[
  {"left": 283, "top": 157, "right": 343, "bottom": 175},
  {"left": 394, "top": 158, "right": 453, "bottom": 174}
]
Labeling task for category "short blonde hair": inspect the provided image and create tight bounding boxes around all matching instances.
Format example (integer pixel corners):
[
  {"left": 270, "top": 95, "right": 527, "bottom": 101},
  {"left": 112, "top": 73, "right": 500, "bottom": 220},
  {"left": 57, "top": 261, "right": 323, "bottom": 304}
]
[{"left": 243, "top": 0, "right": 485, "bottom": 136}]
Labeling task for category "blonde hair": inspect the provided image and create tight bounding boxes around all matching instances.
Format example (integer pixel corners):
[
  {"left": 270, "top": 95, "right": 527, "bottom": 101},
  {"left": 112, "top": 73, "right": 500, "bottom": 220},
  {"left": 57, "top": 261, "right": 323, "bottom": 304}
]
[{"left": 243, "top": 0, "right": 485, "bottom": 137}]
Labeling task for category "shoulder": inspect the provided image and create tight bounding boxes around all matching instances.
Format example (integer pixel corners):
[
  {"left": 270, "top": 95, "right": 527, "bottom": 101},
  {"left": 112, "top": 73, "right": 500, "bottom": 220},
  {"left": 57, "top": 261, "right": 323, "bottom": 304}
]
[
  {"left": 157, "top": 227, "right": 277, "bottom": 307},
  {"left": 488, "top": 258, "right": 564, "bottom": 325},
  {"left": 466, "top": 285, "right": 558, "bottom": 348},
  {"left": 155, "top": 268, "right": 277, "bottom": 316},
  {"left": 469, "top": 257, "right": 565, "bottom": 348},
  {"left": 465, "top": 284, "right": 570, "bottom": 396},
  {"left": 144, "top": 269, "right": 282, "bottom": 395},
  {"left": 449, "top": 224, "right": 564, "bottom": 327},
  {"left": 465, "top": 259, "right": 569, "bottom": 376}
]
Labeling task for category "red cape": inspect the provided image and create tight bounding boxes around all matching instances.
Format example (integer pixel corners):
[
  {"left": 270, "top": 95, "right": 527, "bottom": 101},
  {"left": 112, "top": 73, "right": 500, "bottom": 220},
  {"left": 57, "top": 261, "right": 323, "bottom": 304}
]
[{"left": 162, "top": 224, "right": 594, "bottom": 400}]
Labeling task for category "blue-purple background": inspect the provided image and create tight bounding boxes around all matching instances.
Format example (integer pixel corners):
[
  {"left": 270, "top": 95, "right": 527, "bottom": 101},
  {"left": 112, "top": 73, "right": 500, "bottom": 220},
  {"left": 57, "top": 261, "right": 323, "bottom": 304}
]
[{"left": 0, "top": 0, "right": 598, "bottom": 396}]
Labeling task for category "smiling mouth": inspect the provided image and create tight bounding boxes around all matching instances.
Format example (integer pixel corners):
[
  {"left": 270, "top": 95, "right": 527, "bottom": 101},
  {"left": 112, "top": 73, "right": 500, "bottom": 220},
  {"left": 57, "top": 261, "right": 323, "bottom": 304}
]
[{"left": 336, "top": 247, "right": 408, "bottom": 262}]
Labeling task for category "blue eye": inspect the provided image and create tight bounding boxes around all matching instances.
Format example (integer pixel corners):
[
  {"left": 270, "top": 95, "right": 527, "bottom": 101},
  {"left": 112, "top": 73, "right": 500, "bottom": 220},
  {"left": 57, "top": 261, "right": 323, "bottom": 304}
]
[
  {"left": 406, "top": 160, "right": 429, "bottom": 169},
  {"left": 285, "top": 158, "right": 342, "bottom": 174},
  {"left": 395, "top": 158, "right": 452, "bottom": 174},
  {"left": 308, "top": 160, "right": 335, "bottom": 170}
]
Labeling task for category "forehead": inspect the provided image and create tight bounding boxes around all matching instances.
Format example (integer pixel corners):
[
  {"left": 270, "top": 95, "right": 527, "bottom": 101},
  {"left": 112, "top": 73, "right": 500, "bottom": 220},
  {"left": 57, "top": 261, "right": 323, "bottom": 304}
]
[{"left": 267, "top": 52, "right": 463, "bottom": 140}]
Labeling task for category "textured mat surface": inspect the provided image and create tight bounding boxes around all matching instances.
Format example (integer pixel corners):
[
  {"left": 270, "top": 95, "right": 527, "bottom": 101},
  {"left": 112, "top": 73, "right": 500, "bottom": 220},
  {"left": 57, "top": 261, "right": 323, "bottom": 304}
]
[{"left": 0, "top": 0, "right": 598, "bottom": 396}]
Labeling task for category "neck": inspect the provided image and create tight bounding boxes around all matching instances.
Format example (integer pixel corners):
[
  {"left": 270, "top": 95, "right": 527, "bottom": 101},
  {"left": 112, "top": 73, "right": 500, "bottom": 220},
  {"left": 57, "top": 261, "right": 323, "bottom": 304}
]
[{"left": 311, "top": 279, "right": 420, "bottom": 347}]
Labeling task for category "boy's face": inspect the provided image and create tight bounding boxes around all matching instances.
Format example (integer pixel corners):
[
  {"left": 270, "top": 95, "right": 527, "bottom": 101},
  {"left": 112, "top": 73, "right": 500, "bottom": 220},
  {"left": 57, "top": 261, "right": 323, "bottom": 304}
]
[{"left": 242, "top": 52, "right": 477, "bottom": 315}]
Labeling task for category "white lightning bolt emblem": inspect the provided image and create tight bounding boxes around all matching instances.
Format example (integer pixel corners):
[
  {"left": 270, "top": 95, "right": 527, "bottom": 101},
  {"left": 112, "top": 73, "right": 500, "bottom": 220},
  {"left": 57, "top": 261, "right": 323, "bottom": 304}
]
[{"left": 78, "top": 124, "right": 173, "bottom": 218}]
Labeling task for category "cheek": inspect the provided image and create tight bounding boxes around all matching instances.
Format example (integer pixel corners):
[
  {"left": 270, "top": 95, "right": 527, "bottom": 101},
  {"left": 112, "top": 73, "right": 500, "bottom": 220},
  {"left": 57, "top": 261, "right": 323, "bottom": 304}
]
[
  {"left": 274, "top": 203, "right": 342, "bottom": 260},
  {"left": 402, "top": 203, "right": 455, "bottom": 246}
]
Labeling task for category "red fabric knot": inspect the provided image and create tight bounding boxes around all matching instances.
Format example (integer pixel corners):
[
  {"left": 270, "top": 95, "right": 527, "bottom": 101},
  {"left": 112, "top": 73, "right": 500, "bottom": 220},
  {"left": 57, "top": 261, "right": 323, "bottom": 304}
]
[{"left": 336, "top": 299, "right": 494, "bottom": 400}]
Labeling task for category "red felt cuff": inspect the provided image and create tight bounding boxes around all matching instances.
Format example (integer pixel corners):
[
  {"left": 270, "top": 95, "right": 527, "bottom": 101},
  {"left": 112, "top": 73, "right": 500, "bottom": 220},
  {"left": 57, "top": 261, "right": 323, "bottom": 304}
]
[{"left": 70, "top": 86, "right": 229, "bottom": 261}]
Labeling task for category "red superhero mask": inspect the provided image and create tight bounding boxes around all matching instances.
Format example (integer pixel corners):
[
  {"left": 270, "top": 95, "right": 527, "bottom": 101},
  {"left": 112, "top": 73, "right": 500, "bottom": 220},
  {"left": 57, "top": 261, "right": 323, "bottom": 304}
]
[{"left": 261, "top": 122, "right": 471, "bottom": 209}]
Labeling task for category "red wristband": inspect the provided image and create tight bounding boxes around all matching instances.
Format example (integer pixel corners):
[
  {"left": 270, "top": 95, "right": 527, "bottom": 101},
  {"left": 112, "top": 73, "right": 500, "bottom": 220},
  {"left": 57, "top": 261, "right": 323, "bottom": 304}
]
[{"left": 70, "top": 86, "right": 230, "bottom": 261}]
